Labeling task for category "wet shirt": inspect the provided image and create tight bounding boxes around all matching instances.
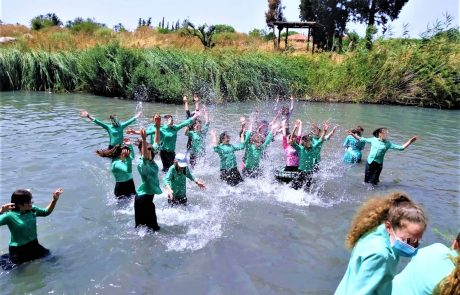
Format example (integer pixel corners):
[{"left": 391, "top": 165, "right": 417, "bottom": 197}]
[
  {"left": 360, "top": 137, "right": 404, "bottom": 164},
  {"left": 343, "top": 135, "right": 366, "bottom": 163},
  {"left": 335, "top": 224, "right": 399, "bottom": 295},
  {"left": 93, "top": 116, "right": 137, "bottom": 146},
  {"left": 111, "top": 145, "right": 134, "bottom": 182},
  {"left": 164, "top": 165, "right": 195, "bottom": 199},
  {"left": 311, "top": 136, "right": 329, "bottom": 164},
  {"left": 244, "top": 131, "right": 273, "bottom": 170},
  {"left": 187, "top": 123, "right": 210, "bottom": 155},
  {"left": 391, "top": 243, "right": 458, "bottom": 295},
  {"left": 136, "top": 144, "right": 162, "bottom": 196},
  {"left": 0, "top": 206, "right": 50, "bottom": 247},
  {"left": 292, "top": 139, "right": 322, "bottom": 172},
  {"left": 146, "top": 118, "right": 193, "bottom": 152},
  {"left": 213, "top": 142, "right": 245, "bottom": 170},
  {"left": 282, "top": 135, "right": 299, "bottom": 167}
]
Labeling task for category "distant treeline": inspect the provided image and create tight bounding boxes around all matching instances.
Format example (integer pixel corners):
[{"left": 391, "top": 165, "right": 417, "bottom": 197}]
[{"left": 0, "top": 30, "right": 458, "bottom": 108}]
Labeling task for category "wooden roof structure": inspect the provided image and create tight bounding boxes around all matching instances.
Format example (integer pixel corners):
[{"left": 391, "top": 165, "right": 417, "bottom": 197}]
[{"left": 269, "top": 21, "right": 323, "bottom": 52}]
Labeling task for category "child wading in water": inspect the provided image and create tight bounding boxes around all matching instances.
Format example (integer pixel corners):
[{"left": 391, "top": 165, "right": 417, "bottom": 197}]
[
  {"left": 185, "top": 105, "right": 210, "bottom": 168},
  {"left": 346, "top": 127, "right": 417, "bottom": 185},
  {"left": 343, "top": 126, "right": 366, "bottom": 164},
  {"left": 164, "top": 153, "right": 206, "bottom": 205}
]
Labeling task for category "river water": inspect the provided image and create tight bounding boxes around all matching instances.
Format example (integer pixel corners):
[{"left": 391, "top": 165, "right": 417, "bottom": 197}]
[{"left": 0, "top": 91, "right": 458, "bottom": 294}]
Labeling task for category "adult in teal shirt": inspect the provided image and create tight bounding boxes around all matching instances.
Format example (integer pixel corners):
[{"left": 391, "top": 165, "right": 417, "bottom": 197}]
[
  {"left": 346, "top": 127, "right": 417, "bottom": 185},
  {"left": 335, "top": 192, "right": 426, "bottom": 295},
  {"left": 164, "top": 153, "right": 205, "bottom": 205},
  {"left": 0, "top": 188, "right": 64, "bottom": 269},
  {"left": 80, "top": 110, "right": 141, "bottom": 148},
  {"left": 211, "top": 130, "right": 246, "bottom": 186},
  {"left": 343, "top": 126, "right": 366, "bottom": 163},
  {"left": 96, "top": 140, "right": 136, "bottom": 199},
  {"left": 391, "top": 233, "right": 459, "bottom": 295},
  {"left": 310, "top": 121, "right": 338, "bottom": 172},
  {"left": 145, "top": 112, "right": 199, "bottom": 172},
  {"left": 242, "top": 129, "right": 274, "bottom": 178},
  {"left": 185, "top": 105, "right": 210, "bottom": 168},
  {"left": 135, "top": 120, "right": 162, "bottom": 231}
]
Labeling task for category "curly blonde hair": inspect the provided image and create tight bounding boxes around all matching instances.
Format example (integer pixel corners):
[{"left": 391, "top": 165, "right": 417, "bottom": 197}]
[
  {"left": 432, "top": 254, "right": 460, "bottom": 295},
  {"left": 346, "top": 192, "right": 427, "bottom": 249}
]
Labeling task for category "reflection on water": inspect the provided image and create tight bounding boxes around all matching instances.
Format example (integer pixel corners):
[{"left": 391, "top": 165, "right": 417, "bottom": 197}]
[{"left": 0, "top": 91, "right": 459, "bottom": 293}]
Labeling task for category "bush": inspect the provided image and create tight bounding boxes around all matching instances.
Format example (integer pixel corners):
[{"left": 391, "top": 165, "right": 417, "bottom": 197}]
[
  {"left": 31, "top": 13, "right": 62, "bottom": 31},
  {"left": 214, "top": 24, "right": 236, "bottom": 34}
]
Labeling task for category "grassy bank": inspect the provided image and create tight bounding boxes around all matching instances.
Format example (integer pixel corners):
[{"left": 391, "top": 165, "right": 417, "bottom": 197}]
[{"left": 0, "top": 28, "right": 458, "bottom": 108}]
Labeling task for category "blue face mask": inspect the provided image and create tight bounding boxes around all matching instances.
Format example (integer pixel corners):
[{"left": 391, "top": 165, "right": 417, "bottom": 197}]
[{"left": 390, "top": 230, "right": 419, "bottom": 257}]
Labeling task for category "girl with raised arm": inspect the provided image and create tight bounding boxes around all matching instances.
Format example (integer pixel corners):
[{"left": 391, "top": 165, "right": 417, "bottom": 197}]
[
  {"left": 80, "top": 110, "right": 141, "bottom": 149},
  {"left": 0, "top": 188, "right": 64, "bottom": 269},
  {"left": 164, "top": 153, "right": 205, "bottom": 206},
  {"left": 96, "top": 138, "right": 136, "bottom": 199},
  {"left": 347, "top": 127, "right": 417, "bottom": 185},
  {"left": 342, "top": 126, "right": 366, "bottom": 164},
  {"left": 274, "top": 95, "right": 295, "bottom": 128},
  {"left": 211, "top": 130, "right": 245, "bottom": 186},
  {"left": 186, "top": 105, "right": 210, "bottom": 168},
  {"left": 183, "top": 94, "right": 200, "bottom": 151},
  {"left": 310, "top": 121, "right": 339, "bottom": 172},
  {"left": 135, "top": 115, "right": 162, "bottom": 231}
]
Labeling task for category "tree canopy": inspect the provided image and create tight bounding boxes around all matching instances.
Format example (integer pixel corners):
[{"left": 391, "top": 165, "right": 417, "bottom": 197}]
[{"left": 31, "top": 13, "right": 62, "bottom": 30}]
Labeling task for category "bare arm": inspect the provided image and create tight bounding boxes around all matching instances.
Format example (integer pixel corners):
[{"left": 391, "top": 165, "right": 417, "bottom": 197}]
[
  {"left": 183, "top": 96, "right": 189, "bottom": 112},
  {"left": 346, "top": 130, "right": 361, "bottom": 141},
  {"left": 289, "top": 96, "right": 294, "bottom": 112},
  {"left": 297, "top": 120, "right": 303, "bottom": 137},
  {"left": 80, "top": 110, "right": 94, "bottom": 121},
  {"left": 211, "top": 130, "right": 218, "bottom": 147},
  {"left": 203, "top": 105, "right": 209, "bottom": 125},
  {"left": 326, "top": 125, "right": 339, "bottom": 140},
  {"left": 193, "top": 95, "right": 200, "bottom": 112},
  {"left": 153, "top": 114, "right": 161, "bottom": 146},
  {"left": 45, "top": 188, "right": 64, "bottom": 215},
  {"left": 402, "top": 136, "right": 417, "bottom": 149}
]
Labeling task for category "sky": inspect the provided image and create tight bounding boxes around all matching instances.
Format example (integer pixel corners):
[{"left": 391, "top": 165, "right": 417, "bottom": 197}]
[{"left": 0, "top": 0, "right": 459, "bottom": 38}]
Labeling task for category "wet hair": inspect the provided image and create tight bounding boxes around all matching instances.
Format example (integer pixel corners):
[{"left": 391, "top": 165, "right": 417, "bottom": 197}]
[
  {"left": 109, "top": 114, "right": 120, "bottom": 127},
  {"left": 219, "top": 132, "right": 229, "bottom": 144},
  {"left": 432, "top": 254, "right": 460, "bottom": 295},
  {"left": 137, "top": 140, "right": 156, "bottom": 159},
  {"left": 96, "top": 144, "right": 128, "bottom": 159},
  {"left": 373, "top": 127, "right": 387, "bottom": 138},
  {"left": 191, "top": 119, "right": 202, "bottom": 131},
  {"left": 11, "top": 189, "right": 32, "bottom": 211},
  {"left": 301, "top": 134, "right": 311, "bottom": 142},
  {"left": 352, "top": 126, "right": 364, "bottom": 136},
  {"left": 345, "top": 192, "right": 427, "bottom": 249}
]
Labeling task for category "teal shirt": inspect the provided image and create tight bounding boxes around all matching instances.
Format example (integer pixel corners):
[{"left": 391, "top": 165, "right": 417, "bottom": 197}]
[
  {"left": 312, "top": 135, "right": 329, "bottom": 164},
  {"left": 146, "top": 118, "right": 193, "bottom": 152},
  {"left": 292, "top": 139, "right": 322, "bottom": 172},
  {"left": 244, "top": 131, "right": 273, "bottom": 170},
  {"left": 0, "top": 206, "right": 50, "bottom": 247},
  {"left": 360, "top": 137, "right": 404, "bottom": 164},
  {"left": 111, "top": 145, "right": 134, "bottom": 182},
  {"left": 343, "top": 135, "right": 366, "bottom": 163},
  {"left": 93, "top": 116, "right": 137, "bottom": 146},
  {"left": 335, "top": 224, "right": 400, "bottom": 295},
  {"left": 164, "top": 165, "right": 195, "bottom": 199},
  {"left": 213, "top": 142, "right": 245, "bottom": 170},
  {"left": 187, "top": 123, "right": 210, "bottom": 155},
  {"left": 391, "top": 243, "right": 458, "bottom": 295},
  {"left": 136, "top": 144, "right": 162, "bottom": 196}
]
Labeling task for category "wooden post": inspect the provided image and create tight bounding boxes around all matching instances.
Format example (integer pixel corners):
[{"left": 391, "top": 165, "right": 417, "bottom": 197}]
[
  {"left": 285, "top": 27, "right": 289, "bottom": 49},
  {"left": 306, "top": 27, "right": 311, "bottom": 51},
  {"left": 277, "top": 27, "right": 281, "bottom": 49}
]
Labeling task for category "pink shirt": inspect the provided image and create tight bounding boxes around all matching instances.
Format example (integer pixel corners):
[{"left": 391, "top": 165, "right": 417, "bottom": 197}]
[{"left": 282, "top": 136, "right": 299, "bottom": 167}]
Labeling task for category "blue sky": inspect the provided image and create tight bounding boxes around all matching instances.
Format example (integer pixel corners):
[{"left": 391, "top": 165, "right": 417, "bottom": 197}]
[{"left": 1, "top": 0, "right": 458, "bottom": 38}]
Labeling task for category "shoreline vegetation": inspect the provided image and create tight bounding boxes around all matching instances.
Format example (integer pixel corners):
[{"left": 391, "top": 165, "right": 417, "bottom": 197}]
[{"left": 0, "top": 24, "right": 459, "bottom": 109}]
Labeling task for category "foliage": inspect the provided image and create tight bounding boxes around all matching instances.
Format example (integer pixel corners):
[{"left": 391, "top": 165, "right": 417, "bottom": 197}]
[
  {"left": 66, "top": 17, "right": 106, "bottom": 34},
  {"left": 265, "top": 0, "right": 285, "bottom": 27},
  {"left": 31, "top": 13, "right": 62, "bottom": 31},
  {"left": 113, "top": 23, "right": 127, "bottom": 33},
  {"left": 214, "top": 24, "right": 236, "bottom": 34},
  {"left": 186, "top": 22, "right": 216, "bottom": 48},
  {"left": 248, "top": 28, "right": 267, "bottom": 38}
]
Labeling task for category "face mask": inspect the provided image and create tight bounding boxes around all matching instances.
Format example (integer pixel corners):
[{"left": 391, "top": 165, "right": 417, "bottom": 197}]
[{"left": 390, "top": 228, "right": 419, "bottom": 257}]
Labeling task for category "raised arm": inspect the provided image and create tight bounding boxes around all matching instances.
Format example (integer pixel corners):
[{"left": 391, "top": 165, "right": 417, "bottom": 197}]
[
  {"left": 153, "top": 114, "right": 161, "bottom": 146},
  {"left": 274, "top": 95, "right": 280, "bottom": 112},
  {"left": 401, "top": 136, "right": 417, "bottom": 150},
  {"left": 289, "top": 95, "right": 294, "bottom": 113},
  {"left": 203, "top": 105, "right": 209, "bottom": 125},
  {"left": 326, "top": 124, "right": 339, "bottom": 140},
  {"left": 45, "top": 188, "right": 64, "bottom": 215},
  {"left": 297, "top": 120, "right": 303, "bottom": 137},
  {"left": 346, "top": 130, "right": 362, "bottom": 141},
  {"left": 318, "top": 121, "right": 329, "bottom": 142},
  {"left": 120, "top": 112, "right": 141, "bottom": 129},
  {"left": 183, "top": 95, "right": 190, "bottom": 113},
  {"left": 80, "top": 110, "right": 95, "bottom": 121},
  {"left": 80, "top": 110, "right": 110, "bottom": 130},
  {"left": 173, "top": 113, "right": 199, "bottom": 130},
  {"left": 140, "top": 128, "right": 151, "bottom": 161},
  {"left": 210, "top": 130, "right": 218, "bottom": 147},
  {"left": 193, "top": 95, "right": 200, "bottom": 112}
]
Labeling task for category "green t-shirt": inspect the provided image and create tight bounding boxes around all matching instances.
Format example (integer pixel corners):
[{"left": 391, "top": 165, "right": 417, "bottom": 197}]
[
  {"left": 244, "top": 131, "right": 273, "bottom": 170},
  {"left": 111, "top": 145, "right": 134, "bottom": 182},
  {"left": 164, "top": 165, "right": 196, "bottom": 199},
  {"left": 292, "top": 139, "right": 322, "bottom": 172},
  {"left": 360, "top": 137, "right": 404, "bottom": 164},
  {"left": 146, "top": 118, "right": 193, "bottom": 152},
  {"left": 0, "top": 206, "right": 50, "bottom": 247},
  {"left": 311, "top": 135, "right": 329, "bottom": 164},
  {"left": 187, "top": 123, "right": 210, "bottom": 155},
  {"left": 213, "top": 142, "right": 245, "bottom": 170},
  {"left": 136, "top": 144, "right": 162, "bottom": 196},
  {"left": 93, "top": 116, "right": 137, "bottom": 146}
]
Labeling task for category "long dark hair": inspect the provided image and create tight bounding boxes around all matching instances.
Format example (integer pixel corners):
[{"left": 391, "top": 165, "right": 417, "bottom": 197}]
[
  {"left": 219, "top": 132, "right": 228, "bottom": 144},
  {"left": 96, "top": 144, "right": 127, "bottom": 159},
  {"left": 137, "top": 140, "right": 157, "bottom": 159},
  {"left": 373, "top": 127, "right": 387, "bottom": 138},
  {"left": 11, "top": 189, "right": 32, "bottom": 211}
]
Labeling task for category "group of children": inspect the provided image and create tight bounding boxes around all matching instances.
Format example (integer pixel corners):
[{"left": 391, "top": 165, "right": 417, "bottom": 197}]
[{"left": 1, "top": 96, "right": 427, "bottom": 278}]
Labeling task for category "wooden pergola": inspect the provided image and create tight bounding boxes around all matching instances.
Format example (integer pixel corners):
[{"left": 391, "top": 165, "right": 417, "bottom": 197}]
[{"left": 271, "top": 21, "right": 323, "bottom": 52}]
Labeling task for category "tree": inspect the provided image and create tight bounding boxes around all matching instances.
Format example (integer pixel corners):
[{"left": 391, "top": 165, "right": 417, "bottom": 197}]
[
  {"left": 214, "top": 24, "right": 236, "bottom": 34},
  {"left": 348, "top": 0, "right": 410, "bottom": 49},
  {"left": 186, "top": 21, "right": 216, "bottom": 48},
  {"left": 265, "top": 0, "right": 286, "bottom": 48},
  {"left": 66, "top": 17, "right": 106, "bottom": 33},
  {"left": 299, "top": 0, "right": 349, "bottom": 52},
  {"left": 31, "top": 13, "right": 62, "bottom": 30},
  {"left": 114, "top": 23, "right": 127, "bottom": 32}
]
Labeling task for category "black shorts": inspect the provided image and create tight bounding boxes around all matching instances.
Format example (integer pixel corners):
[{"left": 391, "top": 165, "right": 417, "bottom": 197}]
[
  {"left": 8, "top": 239, "right": 50, "bottom": 265},
  {"left": 114, "top": 179, "right": 136, "bottom": 199},
  {"left": 291, "top": 170, "right": 313, "bottom": 191},
  {"left": 284, "top": 166, "right": 299, "bottom": 172},
  {"left": 160, "top": 150, "right": 176, "bottom": 172},
  {"left": 365, "top": 161, "right": 383, "bottom": 185},
  {"left": 220, "top": 167, "right": 244, "bottom": 186},
  {"left": 168, "top": 197, "right": 188, "bottom": 206},
  {"left": 134, "top": 194, "right": 160, "bottom": 231}
]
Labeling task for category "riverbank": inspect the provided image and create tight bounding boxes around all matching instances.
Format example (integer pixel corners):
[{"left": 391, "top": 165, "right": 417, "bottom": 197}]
[{"left": 0, "top": 27, "right": 458, "bottom": 108}]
